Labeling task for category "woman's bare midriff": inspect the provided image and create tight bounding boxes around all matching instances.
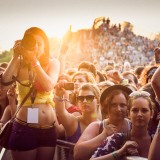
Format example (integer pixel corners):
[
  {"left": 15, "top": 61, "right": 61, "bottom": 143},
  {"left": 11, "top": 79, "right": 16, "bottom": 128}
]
[{"left": 16, "top": 103, "right": 56, "bottom": 126}]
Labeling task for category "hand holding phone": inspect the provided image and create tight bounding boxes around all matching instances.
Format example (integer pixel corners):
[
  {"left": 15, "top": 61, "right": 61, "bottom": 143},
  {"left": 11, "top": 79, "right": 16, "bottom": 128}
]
[{"left": 64, "top": 82, "right": 74, "bottom": 90}]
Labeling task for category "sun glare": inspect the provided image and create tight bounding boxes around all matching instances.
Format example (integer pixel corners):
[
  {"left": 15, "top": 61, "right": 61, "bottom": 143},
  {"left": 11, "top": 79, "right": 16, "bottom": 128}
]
[
  {"left": 46, "top": 25, "right": 71, "bottom": 40},
  {"left": 45, "top": 20, "right": 92, "bottom": 40}
]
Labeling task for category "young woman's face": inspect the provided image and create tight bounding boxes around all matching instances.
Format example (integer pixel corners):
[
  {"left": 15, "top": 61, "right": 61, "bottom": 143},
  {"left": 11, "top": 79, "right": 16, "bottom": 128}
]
[
  {"left": 129, "top": 97, "right": 152, "bottom": 127},
  {"left": 77, "top": 89, "right": 98, "bottom": 114},
  {"left": 73, "top": 75, "right": 88, "bottom": 91},
  {"left": 21, "top": 35, "right": 45, "bottom": 62},
  {"left": 104, "top": 93, "right": 128, "bottom": 120}
]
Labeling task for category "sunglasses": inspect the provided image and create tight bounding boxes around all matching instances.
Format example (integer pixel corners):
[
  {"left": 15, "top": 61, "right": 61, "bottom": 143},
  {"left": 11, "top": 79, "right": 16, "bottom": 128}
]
[
  {"left": 77, "top": 95, "right": 95, "bottom": 103},
  {"left": 129, "top": 91, "right": 150, "bottom": 97}
]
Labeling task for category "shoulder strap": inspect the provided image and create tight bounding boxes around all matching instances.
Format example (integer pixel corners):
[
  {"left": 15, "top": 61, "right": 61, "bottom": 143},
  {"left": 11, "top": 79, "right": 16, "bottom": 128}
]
[
  {"left": 99, "top": 121, "right": 103, "bottom": 134},
  {"left": 123, "top": 132, "right": 131, "bottom": 142},
  {"left": 11, "top": 86, "right": 34, "bottom": 121}
]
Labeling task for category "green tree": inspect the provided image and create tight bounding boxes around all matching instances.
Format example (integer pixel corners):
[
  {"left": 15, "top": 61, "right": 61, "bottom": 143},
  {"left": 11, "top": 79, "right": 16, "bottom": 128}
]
[{"left": 0, "top": 49, "right": 13, "bottom": 63}]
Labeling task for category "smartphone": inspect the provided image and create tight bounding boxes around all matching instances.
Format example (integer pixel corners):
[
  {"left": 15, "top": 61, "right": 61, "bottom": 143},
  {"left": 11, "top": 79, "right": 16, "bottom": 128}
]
[{"left": 64, "top": 82, "right": 74, "bottom": 90}]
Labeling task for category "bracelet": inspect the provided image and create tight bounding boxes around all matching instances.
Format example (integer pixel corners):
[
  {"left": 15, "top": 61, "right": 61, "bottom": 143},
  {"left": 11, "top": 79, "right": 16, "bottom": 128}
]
[
  {"left": 32, "top": 60, "right": 40, "bottom": 67},
  {"left": 112, "top": 151, "right": 119, "bottom": 160},
  {"left": 54, "top": 96, "right": 64, "bottom": 102},
  {"left": 54, "top": 95, "right": 70, "bottom": 102}
]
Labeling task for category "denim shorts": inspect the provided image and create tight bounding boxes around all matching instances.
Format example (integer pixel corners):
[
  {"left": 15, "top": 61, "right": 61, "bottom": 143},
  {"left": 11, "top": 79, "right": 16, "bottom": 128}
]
[{"left": 9, "top": 121, "right": 57, "bottom": 151}]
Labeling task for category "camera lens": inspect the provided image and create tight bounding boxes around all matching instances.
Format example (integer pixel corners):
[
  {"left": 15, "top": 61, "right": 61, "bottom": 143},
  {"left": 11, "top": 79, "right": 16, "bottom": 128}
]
[{"left": 21, "top": 34, "right": 36, "bottom": 50}]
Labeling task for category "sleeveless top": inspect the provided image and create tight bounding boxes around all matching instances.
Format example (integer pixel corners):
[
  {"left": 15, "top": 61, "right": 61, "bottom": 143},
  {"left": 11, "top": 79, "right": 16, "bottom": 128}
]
[
  {"left": 16, "top": 80, "right": 55, "bottom": 107},
  {"left": 99, "top": 118, "right": 132, "bottom": 134},
  {"left": 66, "top": 120, "right": 81, "bottom": 143}
]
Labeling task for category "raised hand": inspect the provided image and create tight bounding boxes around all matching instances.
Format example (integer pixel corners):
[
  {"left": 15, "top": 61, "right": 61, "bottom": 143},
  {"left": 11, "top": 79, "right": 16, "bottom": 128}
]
[
  {"left": 60, "top": 26, "right": 72, "bottom": 55},
  {"left": 102, "top": 123, "right": 118, "bottom": 136},
  {"left": 13, "top": 40, "right": 22, "bottom": 57}
]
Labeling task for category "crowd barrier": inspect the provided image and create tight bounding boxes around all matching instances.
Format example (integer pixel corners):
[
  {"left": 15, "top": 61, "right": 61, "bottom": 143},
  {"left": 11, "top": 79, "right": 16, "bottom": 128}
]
[
  {"left": 0, "top": 139, "right": 75, "bottom": 160},
  {"left": 0, "top": 141, "right": 148, "bottom": 160}
]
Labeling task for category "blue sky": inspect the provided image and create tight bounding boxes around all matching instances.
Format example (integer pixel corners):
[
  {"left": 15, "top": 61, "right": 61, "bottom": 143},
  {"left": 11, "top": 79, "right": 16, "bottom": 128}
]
[{"left": 0, "top": 0, "right": 160, "bottom": 51}]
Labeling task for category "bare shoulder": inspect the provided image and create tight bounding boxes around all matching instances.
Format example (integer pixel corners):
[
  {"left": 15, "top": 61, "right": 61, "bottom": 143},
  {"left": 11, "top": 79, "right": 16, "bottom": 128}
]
[
  {"left": 77, "top": 121, "right": 101, "bottom": 142},
  {"left": 88, "top": 120, "right": 102, "bottom": 128}
]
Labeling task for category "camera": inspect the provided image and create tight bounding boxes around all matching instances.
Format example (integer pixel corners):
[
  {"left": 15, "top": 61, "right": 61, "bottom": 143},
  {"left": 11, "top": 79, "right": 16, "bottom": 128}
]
[
  {"left": 64, "top": 82, "right": 74, "bottom": 90},
  {"left": 21, "top": 34, "right": 36, "bottom": 51}
]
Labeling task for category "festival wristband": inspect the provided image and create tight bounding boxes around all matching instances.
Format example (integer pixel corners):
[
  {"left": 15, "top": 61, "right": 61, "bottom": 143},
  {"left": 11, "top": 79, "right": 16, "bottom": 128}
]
[
  {"left": 32, "top": 60, "right": 40, "bottom": 67},
  {"left": 54, "top": 95, "right": 70, "bottom": 102},
  {"left": 112, "top": 151, "right": 119, "bottom": 160}
]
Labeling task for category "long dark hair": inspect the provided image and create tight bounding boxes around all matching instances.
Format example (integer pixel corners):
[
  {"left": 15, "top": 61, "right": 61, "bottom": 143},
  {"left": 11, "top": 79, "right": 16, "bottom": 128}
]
[{"left": 23, "top": 27, "right": 50, "bottom": 66}]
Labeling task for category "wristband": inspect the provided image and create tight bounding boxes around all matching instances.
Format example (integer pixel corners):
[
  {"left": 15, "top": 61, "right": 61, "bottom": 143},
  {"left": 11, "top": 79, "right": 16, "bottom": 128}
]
[
  {"left": 112, "top": 151, "right": 119, "bottom": 160},
  {"left": 32, "top": 60, "right": 40, "bottom": 67},
  {"left": 54, "top": 95, "right": 70, "bottom": 102},
  {"left": 54, "top": 97, "right": 65, "bottom": 102}
]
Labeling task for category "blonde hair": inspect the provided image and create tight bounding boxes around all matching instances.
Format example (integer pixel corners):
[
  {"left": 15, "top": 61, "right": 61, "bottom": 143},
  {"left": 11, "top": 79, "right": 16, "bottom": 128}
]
[
  {"left": 77, "top": 83, "right": 100, "bottom": 102},
  {"left": 72, "top": 71, "right": 96, "bottom": 84}
]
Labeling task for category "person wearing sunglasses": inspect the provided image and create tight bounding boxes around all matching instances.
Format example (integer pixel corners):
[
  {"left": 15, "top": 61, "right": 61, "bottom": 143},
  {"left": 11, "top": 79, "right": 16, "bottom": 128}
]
[
  {"left": 67, "top": 71, "right": 96, "bottom": 107},
  {"left": 90, "top": 90, "right": 154, "bottom": 160},
  {"left": 74, "top": 84, "right": 132, "bottom": 160},
  {"left": 68, "top": 71, "right": 103, "bottom": 119},
  {"left": 54, "top": 82, "right": 101, "bottom": 144}
]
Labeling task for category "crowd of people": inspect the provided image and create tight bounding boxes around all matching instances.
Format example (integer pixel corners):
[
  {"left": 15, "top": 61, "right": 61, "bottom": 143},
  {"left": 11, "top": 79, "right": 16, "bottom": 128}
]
[
  {"left": 0, "top": 18, "right": 160, "bottom": 160},
  {"left": 63, "top": 17, "right": 159, "bottom": 72}
]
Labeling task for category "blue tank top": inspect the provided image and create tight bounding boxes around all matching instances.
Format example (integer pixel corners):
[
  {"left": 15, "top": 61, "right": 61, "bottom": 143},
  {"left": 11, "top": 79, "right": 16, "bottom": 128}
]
[{"left": 66, "top": 120, "right": 81, "bottom": 143}]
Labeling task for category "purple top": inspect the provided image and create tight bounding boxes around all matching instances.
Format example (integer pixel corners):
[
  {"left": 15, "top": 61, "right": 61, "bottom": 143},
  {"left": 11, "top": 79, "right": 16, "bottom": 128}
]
[
  {"left": 66, "top": 120, "right": 81, "bottom": 143},
  {"left": 92, "top": 133, "right": 129, "bottom": 158},
  {"left": 92, "top": 132, "right": 153, "bottom": 158}
]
